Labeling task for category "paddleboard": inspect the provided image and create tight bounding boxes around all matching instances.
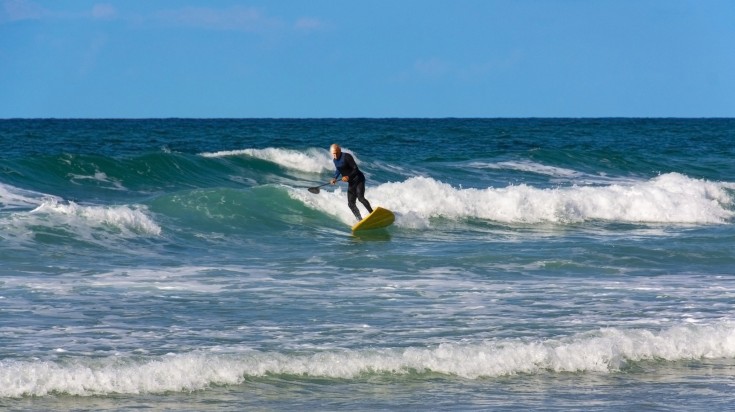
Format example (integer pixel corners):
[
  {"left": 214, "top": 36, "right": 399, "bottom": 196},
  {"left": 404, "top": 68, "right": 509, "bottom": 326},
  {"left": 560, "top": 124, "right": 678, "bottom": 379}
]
[{"left": 351, "top": 206, "right": 395, "bottom": 232}]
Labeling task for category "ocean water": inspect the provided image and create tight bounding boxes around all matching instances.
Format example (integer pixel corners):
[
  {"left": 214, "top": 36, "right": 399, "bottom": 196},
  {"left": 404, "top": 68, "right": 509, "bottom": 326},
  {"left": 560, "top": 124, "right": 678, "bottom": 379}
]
[{"left": 1, "top": 118, "right": 734, "bottom": 411}]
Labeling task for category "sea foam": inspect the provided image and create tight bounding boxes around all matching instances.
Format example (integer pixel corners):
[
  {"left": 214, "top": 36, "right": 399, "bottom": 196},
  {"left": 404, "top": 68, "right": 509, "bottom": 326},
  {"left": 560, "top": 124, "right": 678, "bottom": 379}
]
[
  {"left": 0, "top": 183, "right": 52, "bottom": 211},
  {"left": 467, "top": 160, "right": 638, "bottom": 185},
  {"left": 370, "top": 173, "right": 733, "bottom": 225},
  {"left": 30, "top": 199, "right": 161, "bottom": 236},
  {"left": 292, "top": 172, "right": 733, "bottom": 226},
  {"left": 469, "top": 160, "right": 584, "bottom": 179},
  {"left": 2, "top": 323, "right": 733, "bottom": 397},
  {"left": 200, "top": 147, "right": 334, "bottom": 173},
  {"left": 1, "top": 182, "right": 161, "bottom": 236}
]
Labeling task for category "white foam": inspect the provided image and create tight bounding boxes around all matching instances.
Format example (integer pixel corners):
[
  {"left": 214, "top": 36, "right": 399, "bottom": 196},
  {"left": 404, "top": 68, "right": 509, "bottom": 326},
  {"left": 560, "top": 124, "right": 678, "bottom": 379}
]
[
  {"left": 470, "top": 160, "right": 584, "bottom": 179},
  {"left": 1, "top": 266, "right": 279, "bottom": 299},
  {"left": 68, "top": 171, "right": 127, "bottom": 191},
  {"left": 290, "top": 173, "right": 733, "bottom": 226},
  {"left": 289, "top": 185, "right": 368, "bottom": 224},
  {"left": 0, "top": 354, "right": 246, "bottom": 397},
  {"left": 469, "top": 160, "right": 645, "bottom": 186},
  {"left": 364, "top": 173, "right": 733, "bottom": 225},
  {"left": 200, "top": 147, "right": 336, "bottom": 174},
  {"left": 1, "top": 185, "right": 161, "bottom": 247},
  {"left": 0, "top": 182, "right": 53, "bottom": 211},
  {"left": 89, "top": 266, "right": 245, "bottom": 294},
  {"left": 30, "top": 199, "right": 161, "bottom": 236},
  {"left": 2, "top": 322, "right": 733, "bottom": 397}
]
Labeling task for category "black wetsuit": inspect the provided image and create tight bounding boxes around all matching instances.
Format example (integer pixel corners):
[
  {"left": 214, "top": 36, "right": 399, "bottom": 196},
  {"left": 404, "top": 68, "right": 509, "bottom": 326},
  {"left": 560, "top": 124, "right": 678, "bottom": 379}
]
[{"left": 333, "top": 152, "right": 373, "bottom": 220}]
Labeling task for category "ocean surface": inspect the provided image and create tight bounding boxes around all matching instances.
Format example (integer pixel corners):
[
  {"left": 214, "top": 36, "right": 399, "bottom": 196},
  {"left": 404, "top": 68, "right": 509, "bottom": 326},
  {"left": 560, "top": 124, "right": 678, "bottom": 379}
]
[{"left": 1, "top": 118, "right": 734, "bottom": 411}]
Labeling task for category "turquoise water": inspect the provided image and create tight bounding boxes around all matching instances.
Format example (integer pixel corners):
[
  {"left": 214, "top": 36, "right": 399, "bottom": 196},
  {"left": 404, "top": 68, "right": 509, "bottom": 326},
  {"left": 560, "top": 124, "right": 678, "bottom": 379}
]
[{"left": 1, "top": 119, "right": 734, "bottom": 410}]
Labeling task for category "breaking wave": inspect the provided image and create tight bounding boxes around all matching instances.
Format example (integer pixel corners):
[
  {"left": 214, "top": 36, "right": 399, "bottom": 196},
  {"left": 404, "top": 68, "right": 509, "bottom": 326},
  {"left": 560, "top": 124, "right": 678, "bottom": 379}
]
[{"left": 2, "top": 323, "right": 733, "bottom": 397}]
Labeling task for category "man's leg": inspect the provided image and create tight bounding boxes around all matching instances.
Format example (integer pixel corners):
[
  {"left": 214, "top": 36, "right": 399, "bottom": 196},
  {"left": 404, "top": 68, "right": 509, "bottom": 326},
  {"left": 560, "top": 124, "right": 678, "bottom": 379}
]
[
  {"left": 347, "top": 189, "right": 362, "bottom": 221},
  {"left": 354, "top": 181, "right": 373, "bottom": 214}
]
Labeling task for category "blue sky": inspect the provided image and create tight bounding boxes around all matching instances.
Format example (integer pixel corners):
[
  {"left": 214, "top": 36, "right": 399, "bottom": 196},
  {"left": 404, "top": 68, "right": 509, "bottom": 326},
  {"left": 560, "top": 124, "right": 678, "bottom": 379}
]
[{"left": 1, "top": 0, "right": 734, "bottom": 118}]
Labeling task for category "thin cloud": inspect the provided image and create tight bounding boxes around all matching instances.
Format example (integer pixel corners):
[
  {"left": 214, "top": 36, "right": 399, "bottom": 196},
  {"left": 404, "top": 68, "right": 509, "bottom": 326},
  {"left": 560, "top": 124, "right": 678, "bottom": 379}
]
[
  {"left": 2, "top": 2, "right": 323, "bottom": 37},
  {"left": 458, "top": 50, "right": 525, "bottom": 80},
  {"left": 414, "top": 57, "right": 451, "bottom": 78},
  {"left": 294, "top": 17, "right": 324, "bottom": 32},
  {"left": 91, "top": 3, "right": 116, "bottom": 20},
  {"left": 394, "top": 52, "right": 524, "bottom": 83},
  {"left": 79, "top": 34, "right": 108, "bottom": 75},
  {"left": 1, "top": 0, "right": 117, "bottom": 23},
  {"left": 153, "top": 6, "right": 283, "bottom": 32},
  {"left": 0, "top": 0, "right": 48, "bottom": 22}
]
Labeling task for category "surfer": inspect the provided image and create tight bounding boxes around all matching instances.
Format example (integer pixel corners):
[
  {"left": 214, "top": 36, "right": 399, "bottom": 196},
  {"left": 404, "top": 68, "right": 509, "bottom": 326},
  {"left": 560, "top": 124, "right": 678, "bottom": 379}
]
[{"left": 330, "top": 143, "right": 373, "bottom": 221}]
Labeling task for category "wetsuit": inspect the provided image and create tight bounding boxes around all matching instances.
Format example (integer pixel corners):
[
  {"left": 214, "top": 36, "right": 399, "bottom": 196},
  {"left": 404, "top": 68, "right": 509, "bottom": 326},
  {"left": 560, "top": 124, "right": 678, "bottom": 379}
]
[{"left": 333, "top": 152, "right": 373, "bottom": 220}]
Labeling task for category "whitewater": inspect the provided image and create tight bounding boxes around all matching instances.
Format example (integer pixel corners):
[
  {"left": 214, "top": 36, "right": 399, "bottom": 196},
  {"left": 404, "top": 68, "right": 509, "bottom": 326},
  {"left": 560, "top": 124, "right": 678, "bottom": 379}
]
[{"left": 1, "top": 118, "right": 734, "bottom": 410}]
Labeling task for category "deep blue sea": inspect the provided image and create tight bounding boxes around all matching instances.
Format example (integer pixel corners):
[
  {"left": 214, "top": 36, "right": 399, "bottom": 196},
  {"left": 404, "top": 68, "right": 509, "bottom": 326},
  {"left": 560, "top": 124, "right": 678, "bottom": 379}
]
[{"left": 1, "top": 119, "right": 734, "bottom": 411}]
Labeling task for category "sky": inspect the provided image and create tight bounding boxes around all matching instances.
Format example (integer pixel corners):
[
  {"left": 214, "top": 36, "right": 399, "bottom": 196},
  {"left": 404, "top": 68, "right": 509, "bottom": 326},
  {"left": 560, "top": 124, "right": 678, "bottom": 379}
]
[{"left": 1, "top": 0, "right": 734, "bottom": 118}]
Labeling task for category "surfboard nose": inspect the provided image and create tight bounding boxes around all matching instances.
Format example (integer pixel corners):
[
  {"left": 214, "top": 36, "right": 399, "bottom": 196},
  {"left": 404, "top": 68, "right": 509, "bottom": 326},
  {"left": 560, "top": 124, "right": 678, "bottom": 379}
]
[{"left": 351, "top": 207, "right": 395, "bottom": 232}]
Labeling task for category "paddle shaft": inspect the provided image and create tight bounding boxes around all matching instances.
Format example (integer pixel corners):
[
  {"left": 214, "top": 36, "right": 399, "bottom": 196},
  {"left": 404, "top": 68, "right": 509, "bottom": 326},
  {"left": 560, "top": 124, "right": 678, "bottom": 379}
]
[
  {"left": 308, "top": 181, "right": 332, "bottom": 194},
  {"left": 308, "top": 179, "right": 357, "bottom": 196}
]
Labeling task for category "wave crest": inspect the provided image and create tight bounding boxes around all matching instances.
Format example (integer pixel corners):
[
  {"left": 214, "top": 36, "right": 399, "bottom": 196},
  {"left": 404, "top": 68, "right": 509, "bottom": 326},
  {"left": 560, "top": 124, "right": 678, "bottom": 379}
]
[
  {"left": 200, "top": 147, "right": 333, "bottom": 173},
  {"left": 373, "top": 173, "right": 733, "bottom": 225},
  {"left": 30, "top": 199, "right": 161, "bottom": 236},
  {"left": 2, "top": 323, "right": 733, "bottom": 397}
]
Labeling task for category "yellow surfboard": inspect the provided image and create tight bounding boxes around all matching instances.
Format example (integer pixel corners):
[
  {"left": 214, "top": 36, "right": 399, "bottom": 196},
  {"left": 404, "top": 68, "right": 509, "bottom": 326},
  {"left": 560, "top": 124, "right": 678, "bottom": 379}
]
[{"left": 351, "top": 207, "right": 395, "bottom": 232}]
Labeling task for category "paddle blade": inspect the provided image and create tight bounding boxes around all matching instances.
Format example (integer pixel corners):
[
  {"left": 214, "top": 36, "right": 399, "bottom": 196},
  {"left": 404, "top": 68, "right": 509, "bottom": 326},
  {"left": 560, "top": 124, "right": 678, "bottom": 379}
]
[{"left": 308, "top": 187, "right": 321, "bottom": 194}]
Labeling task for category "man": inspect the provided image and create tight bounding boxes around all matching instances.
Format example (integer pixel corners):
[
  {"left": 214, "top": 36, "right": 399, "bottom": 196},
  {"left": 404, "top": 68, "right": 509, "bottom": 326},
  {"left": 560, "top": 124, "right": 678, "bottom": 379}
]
[{"left": 330, "top": 143, "right": 373, "bottom": 221}]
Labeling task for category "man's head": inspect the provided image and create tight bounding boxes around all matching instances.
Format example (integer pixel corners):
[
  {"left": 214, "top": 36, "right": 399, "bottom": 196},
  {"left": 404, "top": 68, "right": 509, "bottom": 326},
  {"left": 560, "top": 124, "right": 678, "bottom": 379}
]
[{"left": 330, "top": 144, "right": 341, "bottom": 159}]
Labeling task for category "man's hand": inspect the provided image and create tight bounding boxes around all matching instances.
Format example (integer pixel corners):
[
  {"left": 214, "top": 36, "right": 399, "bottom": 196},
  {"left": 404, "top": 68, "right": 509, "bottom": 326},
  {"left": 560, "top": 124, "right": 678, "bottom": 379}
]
[
  {"left": 341, "top": 176, "right": 349, "bottom": 182},
  {"left": 330, "top": 178, "right": 337, "bottom": 184}
]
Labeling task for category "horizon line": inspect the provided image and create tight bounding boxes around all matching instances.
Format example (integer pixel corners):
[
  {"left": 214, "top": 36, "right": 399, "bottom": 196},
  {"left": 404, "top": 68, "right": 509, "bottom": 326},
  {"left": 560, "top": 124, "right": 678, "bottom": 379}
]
[{"left": 2, "top": 116, "right": 734, "bottom": 121}]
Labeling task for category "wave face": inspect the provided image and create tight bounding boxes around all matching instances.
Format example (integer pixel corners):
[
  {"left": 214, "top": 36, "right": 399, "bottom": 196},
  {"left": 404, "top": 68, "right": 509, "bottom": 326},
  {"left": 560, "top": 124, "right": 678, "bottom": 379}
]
[
  {"left": 349, "top": 173, "right": 732, "bottom": 225},
  {"left": 1, "top": 119, "right": 734, "bottom": 409},
  {"left": 2, "top": 323, "right": 734, "bottom": 397}
]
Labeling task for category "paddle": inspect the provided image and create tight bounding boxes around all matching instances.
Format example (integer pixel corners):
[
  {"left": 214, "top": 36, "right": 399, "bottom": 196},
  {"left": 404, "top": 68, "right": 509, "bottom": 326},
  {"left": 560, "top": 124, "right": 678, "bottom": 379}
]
[
  {"left": 308, "top": 179, "right": 357, "bottom": 195},
  {"left": 308, "top": 182, "right": 332, "bottom": 194}
]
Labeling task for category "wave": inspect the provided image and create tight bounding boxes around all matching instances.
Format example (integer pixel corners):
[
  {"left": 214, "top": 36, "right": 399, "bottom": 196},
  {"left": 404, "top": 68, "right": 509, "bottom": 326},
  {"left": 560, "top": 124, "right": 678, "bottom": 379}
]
[
  {"left": 466, "top": 160, "right": 639, "bottom": 185},
  {"left": 30, "top": 199, "right": 161, "bottom": 236},
  {"left": 2, "top": 322, "right": 733, "bottom": 397},
  {"left": 297, "top": 172, "right": 732, "bottom": 226},
  {"left": 1, "top": 183, "right": 161, "bottom": 238},
  {"left": 149, "top": 185, "right": 329, "bottom": 235},
  {"left": 7, "top": 171, "right": 728, "bottom": 242},
  {"left": 469, "top": 160, "right": 584, "bottom": 179},
  {"left": 2, "top": 150, "right": 305, "bottom": 198},
  {"left": 5, "top": 150, "right": 733, "bottom": 234},
  {"left": 0, "top": 182, "right": 51, "bottom": 211},
  {"left": 200, "top": 147, "right": 334, "bottom": 174}
]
